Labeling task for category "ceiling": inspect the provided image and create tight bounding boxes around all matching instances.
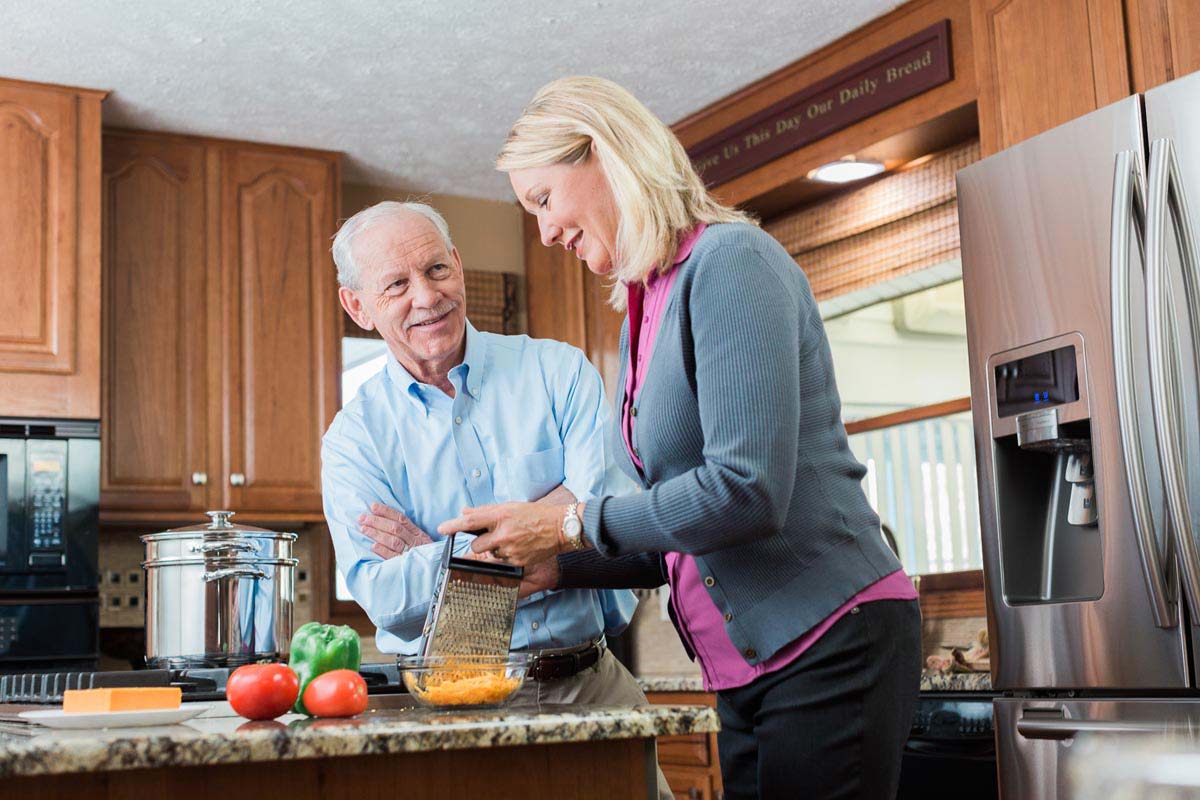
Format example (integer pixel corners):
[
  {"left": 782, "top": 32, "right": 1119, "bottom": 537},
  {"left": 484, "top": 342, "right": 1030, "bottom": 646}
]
[{"left": 1, "top": 0, "right": 903, "bottom": 201}]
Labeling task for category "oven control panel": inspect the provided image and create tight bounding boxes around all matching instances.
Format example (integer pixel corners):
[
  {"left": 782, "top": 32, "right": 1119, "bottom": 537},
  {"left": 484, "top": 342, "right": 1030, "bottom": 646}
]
[{"left": 27, "top": 440, "right": 67, "bottom": 567}]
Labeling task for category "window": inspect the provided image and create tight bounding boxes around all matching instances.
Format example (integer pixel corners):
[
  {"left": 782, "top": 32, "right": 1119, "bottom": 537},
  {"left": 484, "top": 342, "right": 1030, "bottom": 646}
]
[
  {"left": 335, "top": 337, "right": 390, "bottom": 602},
  {"left": 823, "top": 279, "right": 980, "bottom": 575}
]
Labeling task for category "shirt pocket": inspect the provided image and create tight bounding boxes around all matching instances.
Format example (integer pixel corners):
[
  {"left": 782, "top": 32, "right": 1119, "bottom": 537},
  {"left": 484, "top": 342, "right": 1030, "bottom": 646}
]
[{"left": 499, "top": 445, "right": 565, "bottom": 502}]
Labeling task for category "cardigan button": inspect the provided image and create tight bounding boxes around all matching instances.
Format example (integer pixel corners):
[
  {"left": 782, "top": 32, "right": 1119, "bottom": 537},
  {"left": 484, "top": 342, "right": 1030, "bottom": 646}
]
[
  {"left": 850, "top": 606, "right": 861, "bottom": 615},
  {"left": 631, "top": 407, "right": 638, "bottom": 417},
  {"left": 704, "top": 576, "right": 715, "bottom": 587},
  {"left": 724, "top": 612, "right": 732, "bottom": 622},
  {"left": 744, "top": 648, "right": 757, "bottom": 659}
]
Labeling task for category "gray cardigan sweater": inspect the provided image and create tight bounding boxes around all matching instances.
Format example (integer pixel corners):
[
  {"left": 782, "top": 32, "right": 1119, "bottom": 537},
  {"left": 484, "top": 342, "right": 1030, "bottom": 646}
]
[{"left": 559, "top": 222, "right": 902, "bottom": 666}]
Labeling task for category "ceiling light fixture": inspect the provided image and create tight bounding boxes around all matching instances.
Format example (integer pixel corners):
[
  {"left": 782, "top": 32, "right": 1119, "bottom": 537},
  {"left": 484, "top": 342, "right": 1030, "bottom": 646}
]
[{"left": 808, "top": 157, "right": 886, "bottom": 183}]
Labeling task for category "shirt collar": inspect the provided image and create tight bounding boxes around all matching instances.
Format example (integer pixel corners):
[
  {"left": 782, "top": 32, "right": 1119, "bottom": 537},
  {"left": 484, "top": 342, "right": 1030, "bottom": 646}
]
[
  {"left": 638, "top": 223, "right": 709, "bottom": 290},
  {"left": 384, "top": 321, "right": 486, "bottom": 411}
]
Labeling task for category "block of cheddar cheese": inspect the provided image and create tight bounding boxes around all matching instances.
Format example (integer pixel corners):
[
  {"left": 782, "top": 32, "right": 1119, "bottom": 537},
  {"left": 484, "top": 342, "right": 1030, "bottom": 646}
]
[{"left": 62, "top": 687, "right": 182, "bottom": 713}]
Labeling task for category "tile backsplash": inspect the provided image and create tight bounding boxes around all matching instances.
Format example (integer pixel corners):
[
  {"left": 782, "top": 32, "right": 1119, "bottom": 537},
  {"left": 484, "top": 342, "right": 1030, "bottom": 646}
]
[{"left": 628, "top": 588, "right": 700, "bottom": 679}]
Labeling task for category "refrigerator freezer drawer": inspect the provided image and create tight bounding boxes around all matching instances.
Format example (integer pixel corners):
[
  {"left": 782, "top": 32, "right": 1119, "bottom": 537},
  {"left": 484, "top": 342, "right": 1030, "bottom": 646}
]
[{"left": 996, "top": 697, "right": 1200, "bottom": 800}]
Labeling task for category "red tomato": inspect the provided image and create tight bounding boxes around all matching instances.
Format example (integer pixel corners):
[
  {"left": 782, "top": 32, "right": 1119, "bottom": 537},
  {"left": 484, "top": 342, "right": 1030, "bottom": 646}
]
[
  {"left": 227, "top": 663, "right": 300, "bottom": 720},
  {"left": 301, "top": 669, "right": 369, "bottom": 718}
]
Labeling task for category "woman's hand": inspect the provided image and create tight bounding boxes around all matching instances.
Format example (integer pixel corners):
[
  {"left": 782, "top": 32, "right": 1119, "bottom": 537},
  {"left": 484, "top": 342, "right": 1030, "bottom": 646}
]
[
  {"left": 459, "top": 545, "right": 561, "bottom": 597},
  {"left": 438, "top": 502, "right": 570, "bottom": 566}
]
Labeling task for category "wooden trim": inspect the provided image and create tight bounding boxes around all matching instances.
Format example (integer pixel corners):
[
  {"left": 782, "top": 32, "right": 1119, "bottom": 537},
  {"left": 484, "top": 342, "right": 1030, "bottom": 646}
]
[
  {"left": 103, "top": 126, "right": 342, "bottom": 161},
  {"left": 0, "top": 75, "right": 110, "bottom": 99},
  {"left": 844, "top": 396, "right": 971, "bottom": 435},
  {"left": 915, "top": 568, "right": 986, "bottom": 618},
  {"left": 916, "top": 568, "right": 983, "bottom": 590}
]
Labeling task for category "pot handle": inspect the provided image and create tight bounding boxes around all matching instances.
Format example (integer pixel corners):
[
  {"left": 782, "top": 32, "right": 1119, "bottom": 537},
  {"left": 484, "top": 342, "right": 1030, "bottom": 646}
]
[
  {"left": 189, "top": 541, "right": 258, "bottom": 555},
  {"left": 203, "top": 566, "right": 268, "bottom": 582}
]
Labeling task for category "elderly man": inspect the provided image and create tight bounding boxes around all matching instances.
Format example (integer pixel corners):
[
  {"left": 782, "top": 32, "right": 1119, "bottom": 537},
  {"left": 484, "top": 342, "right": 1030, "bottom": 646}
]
[{"left": 322, "top": 203, "right": 667, "bottom": 792}]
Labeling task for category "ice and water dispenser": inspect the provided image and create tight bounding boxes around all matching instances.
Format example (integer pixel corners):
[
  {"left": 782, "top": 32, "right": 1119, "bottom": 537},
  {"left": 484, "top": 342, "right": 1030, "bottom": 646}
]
[{"left": 989, "top": 340, "right": 1104, "bottom": 604}]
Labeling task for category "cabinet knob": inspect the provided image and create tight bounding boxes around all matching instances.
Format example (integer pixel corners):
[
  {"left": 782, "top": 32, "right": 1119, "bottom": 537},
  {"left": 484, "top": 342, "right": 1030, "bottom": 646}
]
[
  {"left": 229, "top": 473, "right": 246, "bottom": 486},
  {"left": 688, "top": 789, "right": 700, "bottom": 800},
  {"left": 191, "top": 472, "right": 208, "bottom": 486}
]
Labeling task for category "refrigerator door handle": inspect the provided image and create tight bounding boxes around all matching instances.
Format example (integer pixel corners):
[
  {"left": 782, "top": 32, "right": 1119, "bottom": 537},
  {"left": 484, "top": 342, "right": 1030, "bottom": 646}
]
[
  {"left": 1017, "top": 714, "right": 1172, "bottom": 741},
  {"left": 1146, "top": 136, "right": 1200, "bottom": 620},
  {"left": 1111, "top": 149, "right": 1176, "bottom": 628}
]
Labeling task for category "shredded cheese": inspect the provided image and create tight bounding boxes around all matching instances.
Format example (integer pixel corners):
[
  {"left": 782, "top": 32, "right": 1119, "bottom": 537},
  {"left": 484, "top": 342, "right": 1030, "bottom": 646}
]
[{"left": 406, "top": 667, "right": 521, "bottom": 707}]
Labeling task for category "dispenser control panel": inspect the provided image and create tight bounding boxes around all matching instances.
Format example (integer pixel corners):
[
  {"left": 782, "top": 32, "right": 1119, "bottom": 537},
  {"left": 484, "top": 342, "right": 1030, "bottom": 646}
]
[{"left": 995, "top": 344, "right": 1079, "bottom": 417}]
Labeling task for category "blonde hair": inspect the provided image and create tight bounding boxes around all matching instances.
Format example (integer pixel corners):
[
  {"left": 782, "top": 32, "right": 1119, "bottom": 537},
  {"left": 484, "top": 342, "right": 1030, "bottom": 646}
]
[{"left": 496, "top": 76, "right": 756, "bottom": 310}]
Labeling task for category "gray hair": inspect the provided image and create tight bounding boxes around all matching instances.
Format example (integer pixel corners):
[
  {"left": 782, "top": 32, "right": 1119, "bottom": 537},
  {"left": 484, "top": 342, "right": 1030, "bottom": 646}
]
[{"left": 331, "top": 201, "right": 455, "bottom": 289}]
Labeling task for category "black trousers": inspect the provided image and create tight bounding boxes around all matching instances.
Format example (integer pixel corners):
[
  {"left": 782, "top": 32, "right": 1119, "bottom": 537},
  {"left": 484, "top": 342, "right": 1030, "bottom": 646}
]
[{"left": 715, "top": 599, "right": 922, "bottom": 800}]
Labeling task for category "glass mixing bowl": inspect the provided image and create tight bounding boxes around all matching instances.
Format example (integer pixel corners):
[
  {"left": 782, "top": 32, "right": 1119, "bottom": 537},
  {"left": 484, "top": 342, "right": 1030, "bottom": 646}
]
[{"left": 398, "top": 653, "right": 531, "bottom": 709}]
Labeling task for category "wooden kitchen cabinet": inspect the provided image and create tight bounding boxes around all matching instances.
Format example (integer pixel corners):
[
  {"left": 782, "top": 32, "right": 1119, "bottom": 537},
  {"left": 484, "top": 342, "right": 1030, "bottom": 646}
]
[
  {"left": 100, "top": 130, "right": 340, "bottom": 518},
  {"left": 524, "top": 215, "right": 625, "bottom": 400},
  {"left": 647, "top": 692, "right": 724, "bottom": 800},
  {"left": 971, "top": 0, "right": 1131, "bottom": 156},
  {"left": 101, "top": 133, "right": 210, "bottom": 512},
  {"left": 0, "top": 78, "right": 106, "bottom": 420},
  {"left": 217, "top": 145, "right": 340, "bottom": 513},
  {"left": 1125, "top": 0, "right": 1200, "bottom": 93}
]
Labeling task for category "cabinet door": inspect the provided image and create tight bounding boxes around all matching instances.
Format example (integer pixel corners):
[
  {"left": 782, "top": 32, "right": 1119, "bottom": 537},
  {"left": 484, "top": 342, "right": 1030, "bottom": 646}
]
[
  {"left": 0, "top": 79, "right": 103, "bottom": 419},
  {"left": 1126, "top": 0, "right": 1200, "bottom": 93},
  {"left": 100, "top": 133, "right": 210, "bottom": 511},
  {"left": 972, "top": 0, "right": 1130, "bottom": 155},
  {"left": 218, "top": 146, "right": 339, "bottom": 512}
]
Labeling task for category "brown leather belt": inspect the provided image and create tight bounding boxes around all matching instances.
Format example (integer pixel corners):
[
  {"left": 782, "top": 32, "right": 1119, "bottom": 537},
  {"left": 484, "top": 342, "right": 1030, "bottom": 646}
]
[{"left": 527, "top": 639, "right": 605, "bottom": 683}]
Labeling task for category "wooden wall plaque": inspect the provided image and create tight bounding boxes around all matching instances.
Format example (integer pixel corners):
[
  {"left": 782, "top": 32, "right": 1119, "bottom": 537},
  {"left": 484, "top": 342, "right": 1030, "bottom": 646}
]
[{"left": 687, "top": 20, "right": 953, "bottom": 186}]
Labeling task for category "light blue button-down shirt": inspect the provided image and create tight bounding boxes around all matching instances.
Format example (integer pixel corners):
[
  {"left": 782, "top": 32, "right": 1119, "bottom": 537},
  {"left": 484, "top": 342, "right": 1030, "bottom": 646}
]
[{"left": 322, "top": 322, "right": 639, "bottom": 656}]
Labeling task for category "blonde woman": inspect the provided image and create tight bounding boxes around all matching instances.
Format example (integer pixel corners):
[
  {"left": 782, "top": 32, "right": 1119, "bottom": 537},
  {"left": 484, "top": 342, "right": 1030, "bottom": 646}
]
[{"left": 440, "top": 77, "right": 921, "bottom": 799}]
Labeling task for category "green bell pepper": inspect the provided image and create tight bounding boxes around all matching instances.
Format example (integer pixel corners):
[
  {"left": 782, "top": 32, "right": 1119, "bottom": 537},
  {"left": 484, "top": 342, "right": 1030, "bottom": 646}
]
[{"left": 288, "top": 622, "right": 362, "bottom": 715}]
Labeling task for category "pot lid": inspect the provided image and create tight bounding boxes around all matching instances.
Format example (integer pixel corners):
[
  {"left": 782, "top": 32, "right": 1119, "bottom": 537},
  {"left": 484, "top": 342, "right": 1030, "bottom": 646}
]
[{"left": 160, "top": 510, "right": 288, "bottom": 535}]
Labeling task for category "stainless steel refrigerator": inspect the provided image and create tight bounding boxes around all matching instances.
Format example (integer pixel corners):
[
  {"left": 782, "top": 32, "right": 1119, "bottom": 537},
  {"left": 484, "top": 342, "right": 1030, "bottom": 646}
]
[{"left": 957, "top": 69, "right": 1200, "bottom": 799}]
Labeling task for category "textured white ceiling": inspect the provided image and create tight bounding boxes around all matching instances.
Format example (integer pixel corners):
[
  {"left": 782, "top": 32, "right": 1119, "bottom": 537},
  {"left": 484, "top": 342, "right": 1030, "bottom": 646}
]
[{"left": 2, "top": 0, "right": 902, "bottom": 201}]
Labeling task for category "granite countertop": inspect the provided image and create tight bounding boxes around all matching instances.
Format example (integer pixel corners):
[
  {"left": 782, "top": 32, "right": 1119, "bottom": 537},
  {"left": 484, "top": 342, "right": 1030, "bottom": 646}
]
[
  {"left": 637, "top": 675, "right": 705, "bottom": 693},
  {"left": 919, "top": 672, "right": 992, "bottom": 691},
  {"left": 0, "top": 697, "right": 719, "bottom": 779},
  {"left": 639, "top": 672, "right": 992, "bottom": 693}
]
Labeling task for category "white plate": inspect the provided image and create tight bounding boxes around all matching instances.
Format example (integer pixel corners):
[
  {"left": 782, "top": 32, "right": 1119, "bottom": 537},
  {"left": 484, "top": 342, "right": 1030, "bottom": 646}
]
[{"left": 18, "top": 706, "right": 205, "bottom": 729}]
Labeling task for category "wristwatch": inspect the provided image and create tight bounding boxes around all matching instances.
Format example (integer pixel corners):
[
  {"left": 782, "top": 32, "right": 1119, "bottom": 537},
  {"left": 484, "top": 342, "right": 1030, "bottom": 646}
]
[{"left": 562, "top": 503, "right": 584, "bottom": 550}]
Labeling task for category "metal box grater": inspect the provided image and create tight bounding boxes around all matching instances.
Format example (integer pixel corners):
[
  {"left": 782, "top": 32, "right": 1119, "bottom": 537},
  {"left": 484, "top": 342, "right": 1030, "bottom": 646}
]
[{"left": 418, "top": 533, "right": 523, "bottom": 658}]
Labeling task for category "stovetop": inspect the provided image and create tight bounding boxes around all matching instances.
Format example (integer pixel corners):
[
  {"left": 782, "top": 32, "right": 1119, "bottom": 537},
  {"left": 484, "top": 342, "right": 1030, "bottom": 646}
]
[{"left": 0, "top": 663, "right": 405, "bottom": 704}]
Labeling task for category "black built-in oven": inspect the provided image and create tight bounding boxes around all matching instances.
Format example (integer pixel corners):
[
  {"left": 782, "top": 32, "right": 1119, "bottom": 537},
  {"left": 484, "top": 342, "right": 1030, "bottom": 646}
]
[{"left": 0, "top": 418, "right": 100, "bottom": 671}]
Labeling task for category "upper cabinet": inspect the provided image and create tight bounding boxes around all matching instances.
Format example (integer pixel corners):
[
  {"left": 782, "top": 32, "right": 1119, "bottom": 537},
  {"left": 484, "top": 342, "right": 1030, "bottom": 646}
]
[
  {"left": 0, "top": 78, "right": 106, "bottom": 419},
  {"left": 971, "top": 0, "right": 1130, "bottom": 155},
  {"left": 217, "top": 145, "right": 340, "bottom": 514},
  {"left": 100, "top": 131, "right": 340, "bottom": 519},
  {"left": 1125, "top": 0, "right": 1200, "bottom": 93},
  {"left": 101, "top": 133, "right": 209, "bottom": 512}
]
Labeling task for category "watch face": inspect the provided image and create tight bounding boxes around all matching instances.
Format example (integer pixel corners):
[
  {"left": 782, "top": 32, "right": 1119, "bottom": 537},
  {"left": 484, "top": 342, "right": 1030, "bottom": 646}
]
[{"left": 563, "top": 517, "right": 583, "bottom": 539}]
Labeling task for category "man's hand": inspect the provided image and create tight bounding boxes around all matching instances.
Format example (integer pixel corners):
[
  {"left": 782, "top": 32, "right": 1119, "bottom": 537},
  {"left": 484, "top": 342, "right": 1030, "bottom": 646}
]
[
  {"left": 358, "top": 503, "right": 433, "bottom": 559},
  {"left": 519, "top": 557, "right": 561, "bottom": 599}
]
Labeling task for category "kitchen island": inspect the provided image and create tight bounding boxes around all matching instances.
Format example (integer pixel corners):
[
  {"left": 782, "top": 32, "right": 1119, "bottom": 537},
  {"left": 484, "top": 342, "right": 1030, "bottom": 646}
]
[{"left": 0, "top": 696, "right": 718, "bottom": 799}]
